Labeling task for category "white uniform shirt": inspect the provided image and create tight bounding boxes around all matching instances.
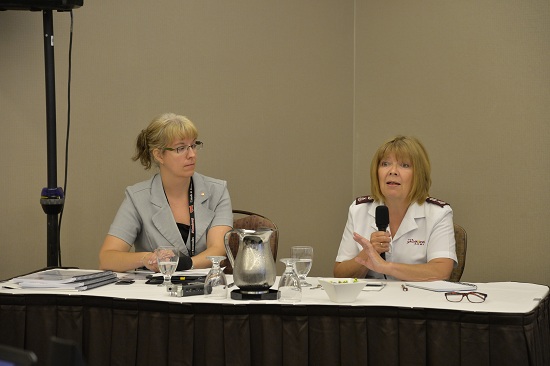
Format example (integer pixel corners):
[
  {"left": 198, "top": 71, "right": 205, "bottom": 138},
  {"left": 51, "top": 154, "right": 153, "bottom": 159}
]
[{"left": 335, "top": 196, "right": 458, "bottom": 279}]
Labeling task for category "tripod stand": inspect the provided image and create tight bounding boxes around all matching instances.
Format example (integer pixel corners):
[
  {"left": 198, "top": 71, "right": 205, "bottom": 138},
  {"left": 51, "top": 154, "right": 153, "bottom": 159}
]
[{"left": 39, "top": 9, "right": 64, "bottom": 267}]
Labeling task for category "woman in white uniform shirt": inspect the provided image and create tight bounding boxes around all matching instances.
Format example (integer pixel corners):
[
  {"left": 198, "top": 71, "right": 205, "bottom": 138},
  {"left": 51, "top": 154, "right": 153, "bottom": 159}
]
[{"left": 334, "top": 136, "right": 457, "bottom": 281}]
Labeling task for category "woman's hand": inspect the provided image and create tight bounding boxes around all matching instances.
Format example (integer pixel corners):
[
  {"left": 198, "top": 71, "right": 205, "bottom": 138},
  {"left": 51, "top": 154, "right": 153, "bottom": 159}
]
[
  {"left": 141, "top": 252, "right": 159, "bottom": 272},
  {"left": 353, "top": 232, "right": 387, "bottom": 273},
  {"left": 369, "top": 231, "right": 391, "bottom": 255},
  {"left": 99, "top": 235, "right": 161, "bottom": 272},
  {"left": 352, "top": 232, "right": 454, "bottom": 281}
]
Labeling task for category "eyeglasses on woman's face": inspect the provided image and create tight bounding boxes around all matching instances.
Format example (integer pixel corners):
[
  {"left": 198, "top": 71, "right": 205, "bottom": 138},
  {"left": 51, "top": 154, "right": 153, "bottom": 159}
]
[{"left": 163, "top": 141, "right": 204, "bottom": 155}]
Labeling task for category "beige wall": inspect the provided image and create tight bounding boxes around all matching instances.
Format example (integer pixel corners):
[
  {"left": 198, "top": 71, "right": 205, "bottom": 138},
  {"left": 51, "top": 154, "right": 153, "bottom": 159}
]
[
  {"left": 0, "top": 1, "right": 548, "bottom": 286},
  {"left": 354, "top": 1, "right": 550, "bottom": 285}
]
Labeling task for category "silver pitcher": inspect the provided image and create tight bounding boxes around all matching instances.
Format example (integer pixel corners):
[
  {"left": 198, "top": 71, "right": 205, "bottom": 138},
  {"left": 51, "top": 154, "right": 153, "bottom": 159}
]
[{"left": 224, "top": 228, "right": 276, "bottom": 294}]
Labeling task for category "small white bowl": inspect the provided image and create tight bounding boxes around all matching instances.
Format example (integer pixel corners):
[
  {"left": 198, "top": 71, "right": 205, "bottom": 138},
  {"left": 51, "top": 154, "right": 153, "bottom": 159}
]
[{"left": 318, "top": 278, "right": 367, "bottom": 303}]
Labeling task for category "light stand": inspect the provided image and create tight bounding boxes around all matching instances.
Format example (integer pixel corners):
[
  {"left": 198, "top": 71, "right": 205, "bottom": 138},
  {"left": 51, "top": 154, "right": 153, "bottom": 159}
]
[{"left": 39, "top": 9, "right": 64, "bottom": 267}]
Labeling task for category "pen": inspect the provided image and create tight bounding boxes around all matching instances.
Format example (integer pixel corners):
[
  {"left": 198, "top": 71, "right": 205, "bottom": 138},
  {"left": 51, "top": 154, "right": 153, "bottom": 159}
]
[{"left": 401, "top": 284, "right": 408, "bottom": 292}]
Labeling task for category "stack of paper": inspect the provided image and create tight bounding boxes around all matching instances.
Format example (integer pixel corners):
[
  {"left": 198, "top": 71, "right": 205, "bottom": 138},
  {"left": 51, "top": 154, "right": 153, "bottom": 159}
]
[{"left": 12, "top": 269, "right": 117, "bottom": 290}]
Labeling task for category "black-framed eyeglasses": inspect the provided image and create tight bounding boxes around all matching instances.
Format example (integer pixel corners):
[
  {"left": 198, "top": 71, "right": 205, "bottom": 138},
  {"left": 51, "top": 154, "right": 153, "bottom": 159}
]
[
  {"left": 164, "top": 141, "right": 204, "bottom": 155},
  {"left": 445, "top": 291, "right": 487, "bottom": 303}
]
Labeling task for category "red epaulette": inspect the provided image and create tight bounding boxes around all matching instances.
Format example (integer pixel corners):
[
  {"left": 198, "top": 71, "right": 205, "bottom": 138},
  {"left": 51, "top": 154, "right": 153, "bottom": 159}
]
[
  {"left": 426, "top": 197, "right": 450, "bottom": 207},
  {"left": 356, "top": 195, "right": 375, "bottom": 205}
]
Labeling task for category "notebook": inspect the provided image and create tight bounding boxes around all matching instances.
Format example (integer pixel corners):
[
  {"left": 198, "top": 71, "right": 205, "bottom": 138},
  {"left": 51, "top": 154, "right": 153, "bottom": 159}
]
[
  {"left": 11, "top": 269, "right": 117, "bottom": 290},
  {"left": 12, "top": 269, "right": 114, "bottom": 284},
  {"left": 405, "top": 281, "right": 477, "bottom": 292}
]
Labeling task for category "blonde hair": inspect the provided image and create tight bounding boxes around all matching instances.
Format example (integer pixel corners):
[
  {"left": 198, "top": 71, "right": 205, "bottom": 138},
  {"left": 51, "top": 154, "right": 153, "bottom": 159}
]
[
  {"left": 370, "top": 136, "right": 431, "bottom": 205},
  {"left": 132, "top": 113, "right": 198, "bottom": 170}
]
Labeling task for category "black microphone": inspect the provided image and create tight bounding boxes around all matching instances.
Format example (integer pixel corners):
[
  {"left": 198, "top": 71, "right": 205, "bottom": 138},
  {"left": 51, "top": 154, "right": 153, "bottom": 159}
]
[
  {"left": 375, "top": 205, "right": 389, "bottom": 232},
  {"left": 176, "top": 254, "right": 193, "bottom": 271},
  {"left": 375, "top": 205, "right": 389, "bottom": 259}
]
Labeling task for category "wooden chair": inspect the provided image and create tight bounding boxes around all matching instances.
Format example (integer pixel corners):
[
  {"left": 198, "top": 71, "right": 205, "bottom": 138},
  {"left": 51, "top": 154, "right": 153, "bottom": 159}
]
[
  {"left": 449, "top": 224, "right": 467, "bottom": 282},
  {"left": 222, "top": 209, "right": 279, "bottom": 274}
]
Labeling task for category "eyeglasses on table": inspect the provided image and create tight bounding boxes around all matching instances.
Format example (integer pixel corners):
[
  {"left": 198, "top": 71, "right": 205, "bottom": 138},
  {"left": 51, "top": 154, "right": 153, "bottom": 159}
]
[{"left": 445, "top": 291, "right": 487, "bottom": 303}]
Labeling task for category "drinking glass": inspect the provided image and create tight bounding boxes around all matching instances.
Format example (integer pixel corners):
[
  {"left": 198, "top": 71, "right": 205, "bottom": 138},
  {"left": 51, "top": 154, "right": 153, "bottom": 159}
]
[
  {"left": 155, "top": 246, "right": 179, "bottom": 287},
  {"left": 204, "top": 256, "right": 228, "bottom": 299},
  {"left": 291, "top": 246, "right": 313, "bottom": 287},
  {"left": 277, "top": 258, "right": 302, "bottom": 303}
]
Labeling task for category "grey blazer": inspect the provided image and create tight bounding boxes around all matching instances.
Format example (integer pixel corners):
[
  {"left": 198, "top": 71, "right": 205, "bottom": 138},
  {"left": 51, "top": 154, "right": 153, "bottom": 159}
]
[{"left": 108, "top": 173, "right": 233, "bottom": 256}]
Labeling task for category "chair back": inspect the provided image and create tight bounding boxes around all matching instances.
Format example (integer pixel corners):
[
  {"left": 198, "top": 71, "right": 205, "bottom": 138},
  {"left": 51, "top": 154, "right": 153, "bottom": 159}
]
[
  {"left": 223, "top": 209, "right": 279, "bottom": 274},
  {"left": 450, "top": 224, "right": 467, "bottom": 282},
  {"left": 0, "top": 344, "right": 37, "bottom": 366}
]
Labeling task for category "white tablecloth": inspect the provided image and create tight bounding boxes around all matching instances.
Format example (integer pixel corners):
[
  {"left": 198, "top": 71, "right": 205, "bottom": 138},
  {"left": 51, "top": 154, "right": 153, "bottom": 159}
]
[{"left": 2, "top": 273, "right": 547, "bottom": 314}]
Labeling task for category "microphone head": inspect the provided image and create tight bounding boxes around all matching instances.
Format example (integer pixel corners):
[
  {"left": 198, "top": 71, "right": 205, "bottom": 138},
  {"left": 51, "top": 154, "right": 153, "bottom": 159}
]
[{"left": 375, "top": 205, "right": 389, "bottom": 232}]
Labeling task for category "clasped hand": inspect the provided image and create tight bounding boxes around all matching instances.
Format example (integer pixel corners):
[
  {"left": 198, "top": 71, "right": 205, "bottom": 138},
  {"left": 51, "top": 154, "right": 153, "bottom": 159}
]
[{"left": 142, "top": 252, "right": 159, "bottom": 272}]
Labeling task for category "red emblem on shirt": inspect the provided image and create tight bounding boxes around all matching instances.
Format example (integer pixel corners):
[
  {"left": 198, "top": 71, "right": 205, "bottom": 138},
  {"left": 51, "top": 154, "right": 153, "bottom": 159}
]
[
  {"left": 356, "top": 195, "right": 375, "bottom": 205},
  {"left": 426, "top": 197, "right": 449, "bottom": 207}
]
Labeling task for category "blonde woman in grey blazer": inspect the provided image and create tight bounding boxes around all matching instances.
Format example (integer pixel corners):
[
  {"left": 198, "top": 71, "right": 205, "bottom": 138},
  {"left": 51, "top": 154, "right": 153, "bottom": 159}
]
[{"left": 99, "top": 113, "right": 233, "bottom": 272}]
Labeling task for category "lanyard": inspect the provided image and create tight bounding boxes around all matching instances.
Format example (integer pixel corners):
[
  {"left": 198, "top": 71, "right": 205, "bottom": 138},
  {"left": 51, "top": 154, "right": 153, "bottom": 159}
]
[
  {"left": 163, "top": 177, "right": 196, "bottom": 256},
  {"left": 188, "top": 177, "right": 196, "bottom": 256}
]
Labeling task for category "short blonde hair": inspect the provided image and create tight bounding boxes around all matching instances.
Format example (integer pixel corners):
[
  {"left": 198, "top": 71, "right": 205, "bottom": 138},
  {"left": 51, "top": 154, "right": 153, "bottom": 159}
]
[
  {"left": 370, "top": 136, "right": 431, "bottom": 205},
  {"left": 132, "top": 113, "right": 198, "bottom": 170}
]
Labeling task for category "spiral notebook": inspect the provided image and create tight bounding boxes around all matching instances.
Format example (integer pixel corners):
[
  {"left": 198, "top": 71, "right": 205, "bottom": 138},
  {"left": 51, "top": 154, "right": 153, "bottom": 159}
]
[{"left": 405, "top": 281, "right": 477, "bottom": 292}]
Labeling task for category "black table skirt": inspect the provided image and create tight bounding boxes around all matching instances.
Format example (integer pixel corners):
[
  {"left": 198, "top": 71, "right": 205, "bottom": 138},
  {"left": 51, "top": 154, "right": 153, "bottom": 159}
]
[{"left": 0, "top": 293, "right": 549, "bottom": 366}]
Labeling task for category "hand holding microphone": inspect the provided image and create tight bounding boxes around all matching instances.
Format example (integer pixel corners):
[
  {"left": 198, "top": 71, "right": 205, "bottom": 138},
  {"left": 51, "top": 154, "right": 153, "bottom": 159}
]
[{"left": 375, "top": 205, "right": 390, "bottom": 259}]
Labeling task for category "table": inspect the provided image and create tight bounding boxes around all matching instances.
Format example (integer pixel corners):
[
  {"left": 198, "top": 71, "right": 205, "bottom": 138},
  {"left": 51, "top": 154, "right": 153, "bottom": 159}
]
[{"left": 0, "top": 276, "right": 548, "bottom": 366}]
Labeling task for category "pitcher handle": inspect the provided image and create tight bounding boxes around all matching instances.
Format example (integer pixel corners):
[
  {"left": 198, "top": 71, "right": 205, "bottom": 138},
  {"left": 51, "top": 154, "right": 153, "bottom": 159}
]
[{"left": 224, "top": 229, "right": 238, "bottom": 269}]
